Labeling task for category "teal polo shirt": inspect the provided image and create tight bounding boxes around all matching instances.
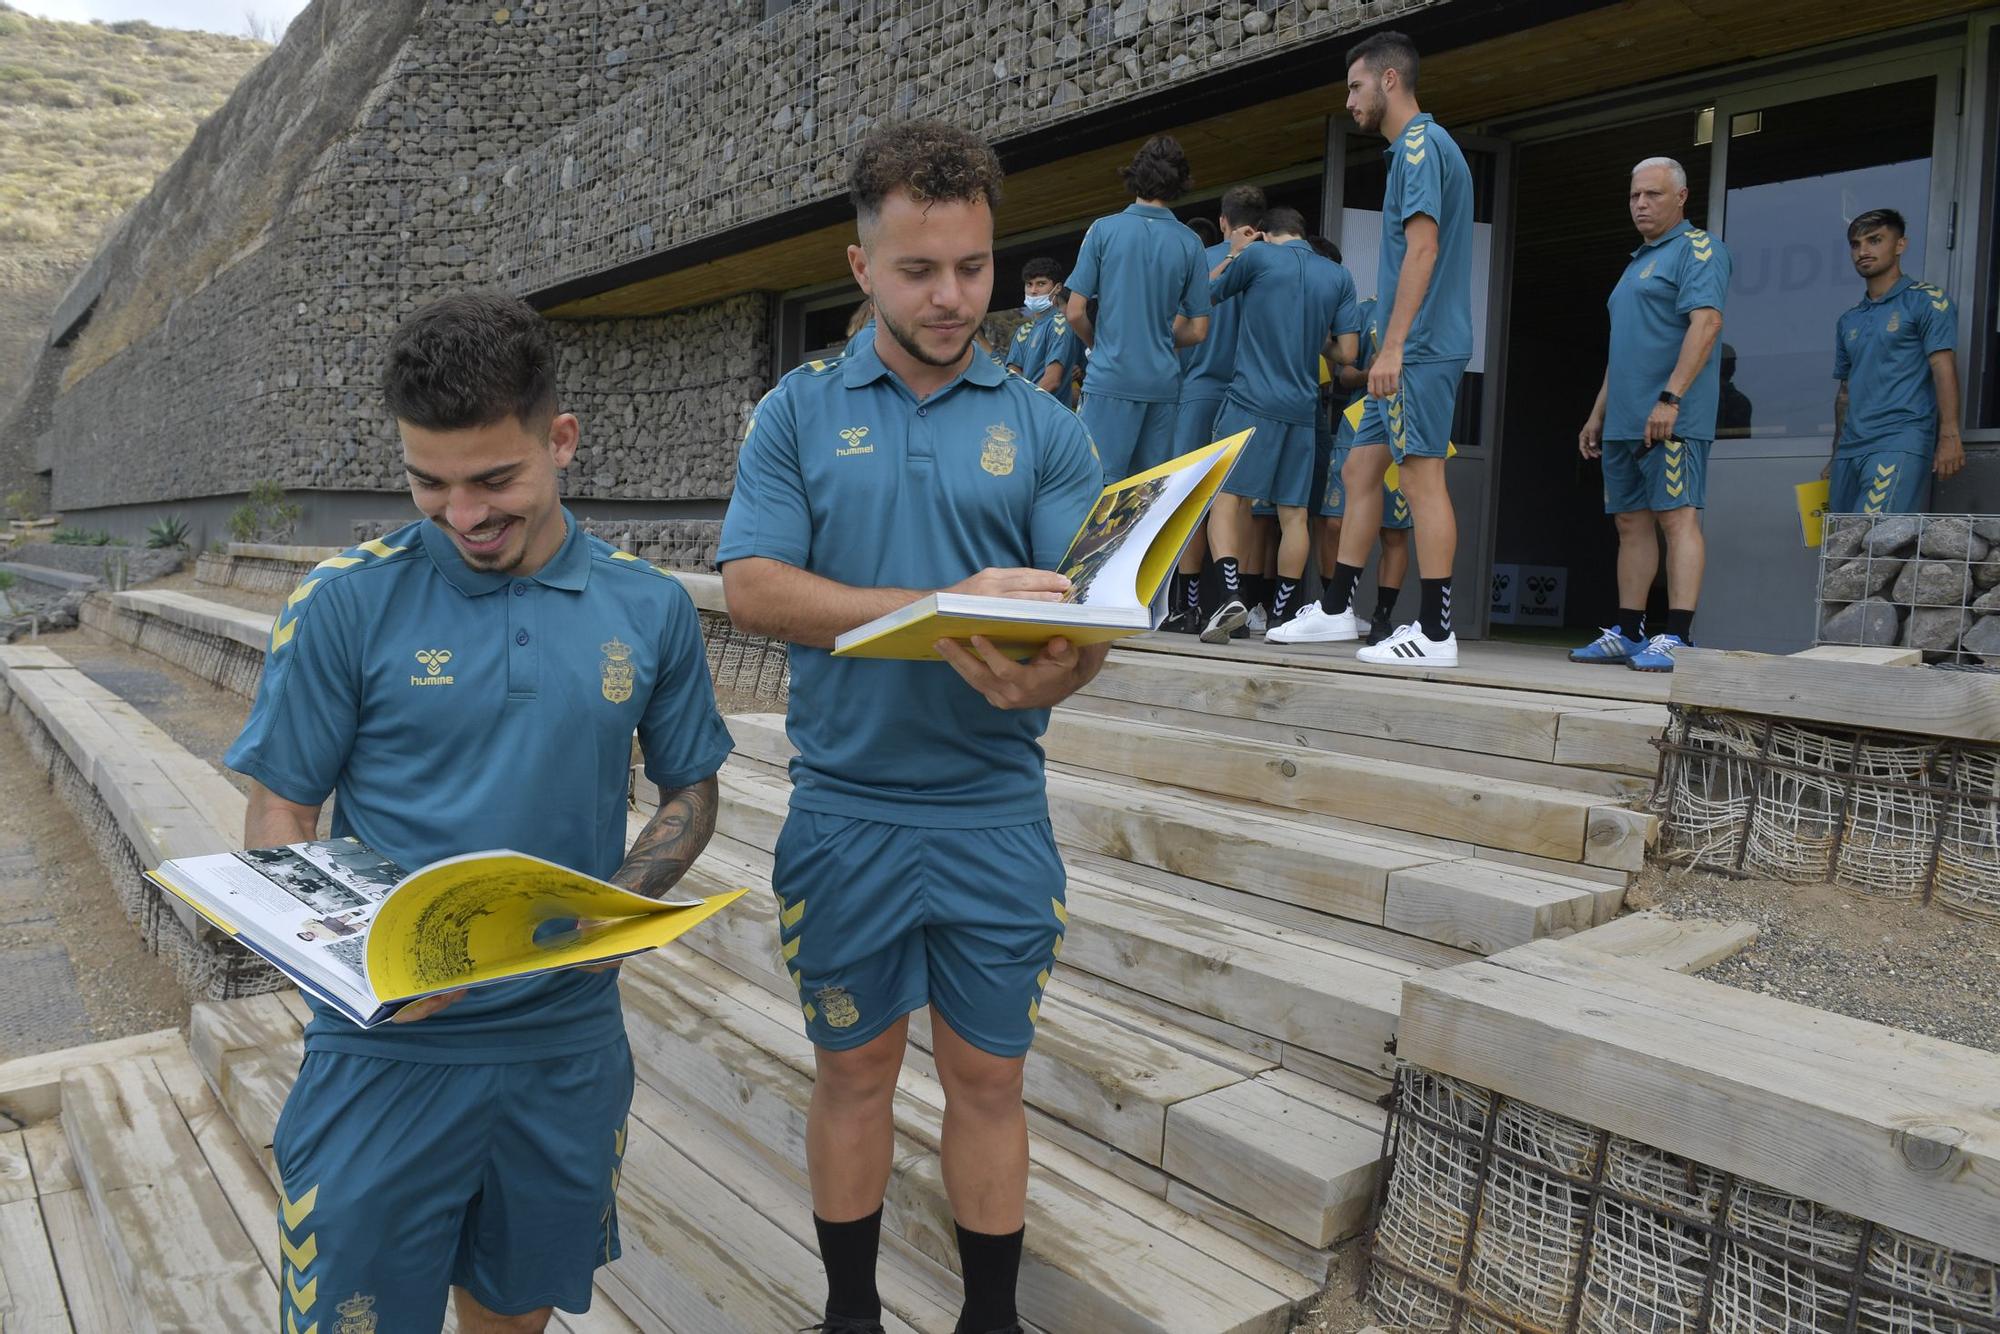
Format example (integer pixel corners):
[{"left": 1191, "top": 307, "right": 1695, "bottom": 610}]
[
  {"left": 224, "top": 511, "right": 733, "bottom": 1063},
  {"left": 1007, "top": 310, "right": 1054, "bottom": 376},
  {"left": 1065, "top": 202, "right": 1211, "bottom": 402},
  {"left": 1212, "top": 237, "right": 1363, "bottom": 425},
  {"left": 1178, "top": 240, "right": 1240, "bottom": 403},
  {"left": 1379, "top": 113, "right": 1475, "bottom": 366},
  {"left": 1043, "top": 312, "right": 1086, "bottom": 400},
  {"left": 717, "top": 337, "right": 1102, "bottom": 828},
  {"left": 1335, "top": 297, "right": 1381, "bottom": 449},
  {"left": 1834, "top": 275, "right": 1956, "bottom": 457},
  {"left": 1606, "top": 218, "right": 1732, "bottom": 441}
]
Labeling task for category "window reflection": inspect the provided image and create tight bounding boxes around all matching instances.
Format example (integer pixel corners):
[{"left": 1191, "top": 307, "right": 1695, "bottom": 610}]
[{"left": 1720, "top": 79, "right": 1933, "bottom": 442}]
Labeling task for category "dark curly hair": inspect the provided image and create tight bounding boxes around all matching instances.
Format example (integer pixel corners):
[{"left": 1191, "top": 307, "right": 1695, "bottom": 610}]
[
  {"left": 383, "top": 290, "right": 555, "bottom": 430},
  {"left": 1120, "top": 135, "right": 1193, "bottom": 203},
  {"left": 849, "top": 120, "right": 1004, "bottom": 229}
]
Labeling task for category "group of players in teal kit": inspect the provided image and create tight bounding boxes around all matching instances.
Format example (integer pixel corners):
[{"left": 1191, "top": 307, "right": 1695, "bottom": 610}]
[{"left": 218, "top": 19, "right": 1971, "bottom": 1334}]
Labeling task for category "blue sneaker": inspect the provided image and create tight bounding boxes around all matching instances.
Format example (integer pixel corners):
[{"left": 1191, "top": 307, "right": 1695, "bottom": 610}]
[
  {"left": 1628, "top": 633, "right": 1687, "bottom": 672},
  {"left": 1569, "top": 627, "right": 1644, "bottom": 664}
]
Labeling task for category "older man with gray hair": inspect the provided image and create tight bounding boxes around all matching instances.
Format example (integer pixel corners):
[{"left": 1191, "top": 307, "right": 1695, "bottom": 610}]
[{"left": 1572, "top": 155, "right": 1730, "bottom": 672}]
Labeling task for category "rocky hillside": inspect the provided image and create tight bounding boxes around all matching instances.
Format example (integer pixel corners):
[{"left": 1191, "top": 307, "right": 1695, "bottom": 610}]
[{"left": 0, "top": 4, "right": 267, "bottom": 455}]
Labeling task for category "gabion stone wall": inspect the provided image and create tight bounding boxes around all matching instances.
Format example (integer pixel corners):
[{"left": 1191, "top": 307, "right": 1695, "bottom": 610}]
[
  {"left": 1816, "top": 514, "right": 2000, "bottom": 664},
  {"left": 494, "top": 0, "right": 1439, "bottom": 291}
]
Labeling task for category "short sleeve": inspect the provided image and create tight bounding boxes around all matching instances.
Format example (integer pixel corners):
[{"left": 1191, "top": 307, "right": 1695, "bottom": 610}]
[
  {"left": 1332, "top": 267, "right": 1363, "bottom": 336},
  {"left": 1674, "top": 239, "right": 1730, "bottom": 315},
  {"left": 1067, "top": 222, "right": 1103, "bottom": 300},
  {"left": 638, "top": 582, "right": 735, "bottom": 792},
  {"left": 1208, "top": 246, "right": 1253, "bottom": 304},
  {"left": 1918, "top": 290, "right": 1956, "bottom": 356},
  {"left": 1042, "top": 319, "right": 1076, "bottom": 374},
  {"left": 1396, "top": 143, "right": 1443, "bottom": 227},
  {"left": 1179, "top": 237, "right": 1213, "bottom": 318},
  {"left": 1005, "top": 321, "right": 1035, "bottom": 371},
  {"left": 223, "top": 576, "right": 360, "bottom": 806},
  {"left": 716, "top": 385, "right": 811, "bottom": 568},
  {"left": 1031, "top": 410, "right": 1105, "bottom": 569}
]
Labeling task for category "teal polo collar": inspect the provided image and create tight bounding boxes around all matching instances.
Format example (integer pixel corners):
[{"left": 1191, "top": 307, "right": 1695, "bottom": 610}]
[
  {"left": 419, "top": 507, "right": 590, "bottom": 597},
  {"left": 1631, "top": 218, "right": 1695, "bottom": 257},
  {"left": 1859, "top": 275, "right": 1916, "bottom": 307},
  {"left": 840, "top": 330, "right": 1009, "bottom": 397},
  {"left": 1123, "top": 202, "right": 1177, "bottom": 221}
]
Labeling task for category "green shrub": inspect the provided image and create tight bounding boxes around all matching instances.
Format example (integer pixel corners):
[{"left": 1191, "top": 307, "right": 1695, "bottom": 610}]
[
  {"left": 229, "top": 480, "right": 302, "bottom": 543},
  {"left": 0, "top": 570, "right": 15, "bottom": 593},
  {"left": 27, "top": 79, "right": 85, "bottom": 108},
  {"left": 145, "top": 513, "right": 189, "bottom": 549},
  {"left": 4, "top": 491, "right": 34, "bottom": 522},
  {"left": 101, "top": 83, "right": 139, "bottom": 106},
  {"left": 0, "top": 64, "right": 37, "bottom": 83},
  {"left": 0, "top": 16, "right": 28, "bottom": 39},
  {"left": 52, "top": 525, "right": 95, "bottom": 545}
]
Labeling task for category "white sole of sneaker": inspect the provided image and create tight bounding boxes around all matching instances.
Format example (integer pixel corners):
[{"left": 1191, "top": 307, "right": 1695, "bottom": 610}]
[
  {"left": 1199, "top": 606, "right": 1248, "bottom": 644},
  {"left": 1357, "top": 649, "right": 1459, "bottom": 667}
]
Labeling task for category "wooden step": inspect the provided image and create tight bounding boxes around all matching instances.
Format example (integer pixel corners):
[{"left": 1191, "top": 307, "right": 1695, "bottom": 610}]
[
  {"left": 1038, "top": 710, "right": 1653, "bottom": 871},
  {"left": 6, "top": 1121, "right": 131, "bottom": 1333},
  {"left": 1399, "top": 939, "right": 2000, "bottom": 1266},
  {"left": 714, "top": 716, "right": 1613, "bottom": 952},
  {"left": 60, "top": 1058, "right": 268, "bottom": 1329},
  {"left": 706, "top": 762, "right": 1411, "bottom": 1082},
  {"left": 621, "top": 950, "right": 1306, "bottom": 1331}
]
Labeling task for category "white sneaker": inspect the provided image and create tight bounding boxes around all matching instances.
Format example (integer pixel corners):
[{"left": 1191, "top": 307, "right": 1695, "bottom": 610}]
[
  {"left": 1247, "top": 605, "right": 1268, "bottom": 635},
  {"left": 1266, "top": 603, "right": 1360, "bottom": 644},
  {"left": 1199, "top": 599, "right": 1248, "bottom": 643},
  {"left": 1355, "top": 622, "right": 1459, "bottom": 667}
]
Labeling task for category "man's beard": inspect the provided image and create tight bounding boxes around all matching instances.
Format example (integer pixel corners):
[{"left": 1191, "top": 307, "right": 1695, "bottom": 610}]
[{"left": 880, "top": 308, "right": 976, "bottom": 368}]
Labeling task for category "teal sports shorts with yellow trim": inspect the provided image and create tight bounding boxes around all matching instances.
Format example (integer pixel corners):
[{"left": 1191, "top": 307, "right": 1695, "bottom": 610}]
[
  {"left": 1829, "top": 448, "right": 1930, "bottom": 516},
  {"left": 772, "top": 810, "right": 1067, "bottom": 1058},
  {"left": 1602, "top": 435, "right": 1711, "bottom": 513},
  {"left": 1353, "top": 357, "right": 1467, "bottom": 462},
  {"left": 272, "top": 1039, "right": 633, "bottom": 1330}
]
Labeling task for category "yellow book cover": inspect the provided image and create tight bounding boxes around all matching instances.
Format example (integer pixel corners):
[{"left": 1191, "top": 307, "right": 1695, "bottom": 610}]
[
  {"left": 1796, "top": 479, "right": 1831, "bottom": 547},
  {"left": 832, "top": 430, "right": 1249, "bottom": 660},
  {"left": 147, "top": 838, "right": 745, "bottom": 1027}
]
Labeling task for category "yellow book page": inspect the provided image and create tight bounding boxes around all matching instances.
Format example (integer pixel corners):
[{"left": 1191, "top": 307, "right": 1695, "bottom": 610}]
[
  {"left": 832, "top": 614, "right": 1144, "bottom": 662},
  {"left": 1796, "top": 479, "right": 1830, "bottom": 547},
  {"left": 1126, "top": 429, "right": 1248, "bottom": 605},
  {"left": 364, "top": 852, "right": 746, "bottom": 1000}
]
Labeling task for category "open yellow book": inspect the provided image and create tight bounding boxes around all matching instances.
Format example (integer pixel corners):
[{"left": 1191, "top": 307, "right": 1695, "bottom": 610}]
[
  {"left": 833, "top": 430, "right": 1249, "bottom": 661},
  {"left": 147, "top": 838, "right": 745, "bottom": 1027},
  {"left": 1796, "top": 479, "right": 1831, "bottom": 547}
]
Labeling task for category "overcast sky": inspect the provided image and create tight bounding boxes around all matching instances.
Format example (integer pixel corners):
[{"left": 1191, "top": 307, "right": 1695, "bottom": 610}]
[{"left": 9, "top": 0, "right": 311, "bottom": 38}]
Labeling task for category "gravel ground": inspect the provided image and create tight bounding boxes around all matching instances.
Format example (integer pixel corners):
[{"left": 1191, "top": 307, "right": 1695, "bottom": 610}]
[
  {"left": 1631, "top": 863, "right": 2000, "bottom": 1053},
  {"left": 1289, "top": 1244, "right": 1376, "bottom": 1333}
]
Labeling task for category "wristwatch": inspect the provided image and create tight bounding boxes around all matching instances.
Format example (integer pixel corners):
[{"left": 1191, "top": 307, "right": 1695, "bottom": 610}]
[{"left": 1657, "top": 390, "right": 1682, "bottom": 407}]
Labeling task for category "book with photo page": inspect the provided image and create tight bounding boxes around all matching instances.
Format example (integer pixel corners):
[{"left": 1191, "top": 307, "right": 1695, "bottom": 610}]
[
  {"left": 147, "top": 838, "right": 745, "bottom": 1027},
  {"left": 833, "top": 429, "right": 1249, "bottom": 660}
]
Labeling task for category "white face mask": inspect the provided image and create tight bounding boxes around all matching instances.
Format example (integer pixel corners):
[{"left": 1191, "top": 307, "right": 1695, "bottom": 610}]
[{"left": 1023, "top": 294, "right": 1054, "bottom": 313}]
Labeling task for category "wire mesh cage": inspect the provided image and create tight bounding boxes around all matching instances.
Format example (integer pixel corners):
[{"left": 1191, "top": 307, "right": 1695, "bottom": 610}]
[
  {"left": 1816, "top": 514, "right": 2000, "bottom": 665},
  {"left": 1653, "top": 706, "right": 2000, "bottom": 923},
  {"left": 1368, "top": 1065, "right": 2000, "bottom": 1334}
]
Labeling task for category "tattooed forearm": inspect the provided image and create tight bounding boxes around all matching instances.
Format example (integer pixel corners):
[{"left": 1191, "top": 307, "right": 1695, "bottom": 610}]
[{"left": 614, "top": 774, "right": 719, "bottom": 898}]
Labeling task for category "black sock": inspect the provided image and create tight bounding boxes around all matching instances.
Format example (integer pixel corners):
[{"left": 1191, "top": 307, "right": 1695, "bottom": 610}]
[
  {"left": 1320, "top": 562, "right": 1363, "bottom": 615},
  {"left": 1616, "top": 608, "right": 1646, "bottom": 642},
  {"left": 954, "top": 1222, "right": 1024, "bottom": 1333},
  {"left": 1420, "top": 577, "right": 1452, "bottom": 641},
  {"left": 1184, "top": 572, "right": 1201, "bottom": 612},
  {"left": 1218, "top": 557, "right": 1241, "bottom": 602},
  {"left": 1666, "top": 608, "right": 1694, "bottom": 642},
  {"left": 1374, "top": 585, "right": 1401, "bottom": 622},
  {"left": 1272, "top": 577, "right": 1301, "bottom": 624},
  {"left": 815, "top": 1209, "right": 884, "bottom": 1322},
  {"left": 1168, "top": 572, "right": 1188, "bottom": 615}
]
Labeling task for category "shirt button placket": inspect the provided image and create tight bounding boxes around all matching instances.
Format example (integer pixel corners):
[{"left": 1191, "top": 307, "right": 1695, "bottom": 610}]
[{"left": 509, "top": 583, "right": 539, "bottom": 698}]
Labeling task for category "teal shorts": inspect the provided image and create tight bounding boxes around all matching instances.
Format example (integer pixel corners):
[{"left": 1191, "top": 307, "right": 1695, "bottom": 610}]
[
  {"left": 1216, "top": 399, "right": 1317, "bottom": 508},
  {"left": 273, "top": 1040, "right": 634, "bottom": 1329},
  {"left": 1603, "top": 436, "right": 1710, "bottom": 513},
  {"left": 1173, "top": 396, "right": 1225, "bottom": 460},
  {"left": 1830, "top": 448, "right": 1930, "bottom": 515},
  {"left": 1322, "top": 441, "right": 1412, "bottom": 528},
  {"left": 1079, "top": 394, "right": 1179, "bottom": 481},
  {"left": 773, "top": 811, "right": 1067, "bottom": 1058},
  {"left": 1354, "top": 357, "right": 1467, "bottom": 461}
]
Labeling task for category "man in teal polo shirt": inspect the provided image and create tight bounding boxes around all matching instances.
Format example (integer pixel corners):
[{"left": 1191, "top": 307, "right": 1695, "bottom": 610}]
[
  {"left": 1826, "top": 207, "right": 1961, "bottom": 514},
  {"left": 226, "top": 291, "right": 734, "bottom": 1333},
  {"left": 1573, "top": 156, "right": 1730, "bottom": 672},
  {"left": 1004, "top": 256, "right": 1063, "bottom": 380},
  {"left": 719, "top": 121, "right": 1104, "bottom": 1334},
  {"left": 1198, "top": 206, "right": 1362, "bottom": 640},
  {"left": 1306, "top": 31, "right": 1475, "bottom": 667},
  {"left": 1064, "top": 134, "right": 1211, "bottom": 481}
]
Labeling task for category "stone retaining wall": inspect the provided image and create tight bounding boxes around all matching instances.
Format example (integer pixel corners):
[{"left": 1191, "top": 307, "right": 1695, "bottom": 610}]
[
  {"left": 6, "top": 543, "right": 183, "bottom": 583},
  {"left": 1816, "top": 514, "right": 2000, "bottom": 664}
]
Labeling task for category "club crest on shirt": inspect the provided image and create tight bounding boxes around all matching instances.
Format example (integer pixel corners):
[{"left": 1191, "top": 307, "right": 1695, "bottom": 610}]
[
  {"left": 337, "top": 1293, "right": 379, "bottom": 1334},
  {"left": 837, "top": 425, "right": 873, "bottom": 457},
  {"left": 600, "top": 636, "right": 635, "bottom": 704},
  {"left": 1886, "top": 312, "right": 1901, "bottom": 333},
  {"left": 815, "top": 985, "right": 861, "bottom": 1028},
  {"left": 1639, "top": 260, "right": 1655, "bottom": 280},
  {"left": 410, "top": 648, "right": 455, "bottom": 687},
  {"left": 981, "top": 422, "right": 1018, "bottom": 477}
]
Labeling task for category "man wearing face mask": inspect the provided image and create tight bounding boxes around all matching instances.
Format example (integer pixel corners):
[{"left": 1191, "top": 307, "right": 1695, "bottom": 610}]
[{"left": 1006, "top": 257, "right": 1065, "bottom": 382}]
